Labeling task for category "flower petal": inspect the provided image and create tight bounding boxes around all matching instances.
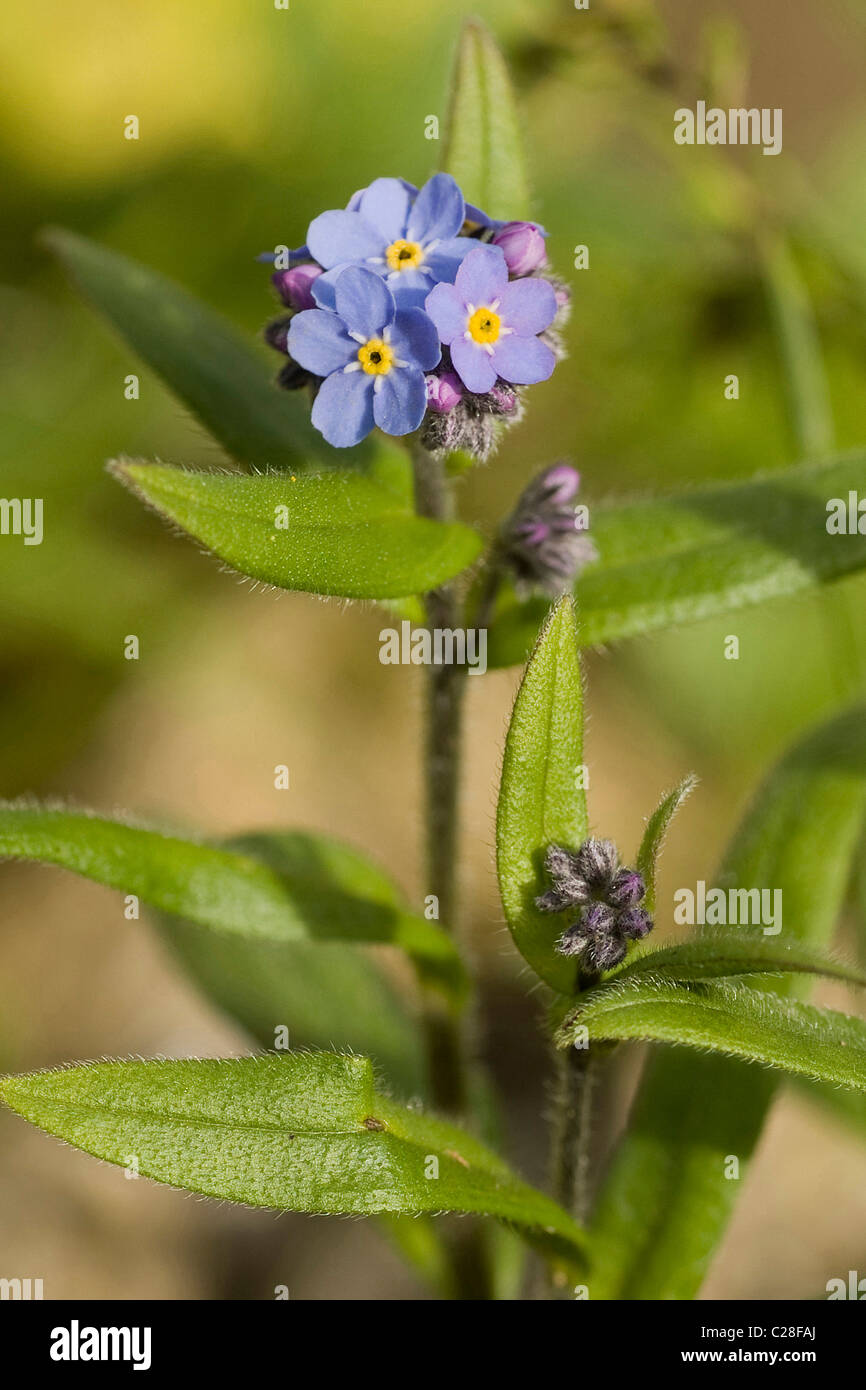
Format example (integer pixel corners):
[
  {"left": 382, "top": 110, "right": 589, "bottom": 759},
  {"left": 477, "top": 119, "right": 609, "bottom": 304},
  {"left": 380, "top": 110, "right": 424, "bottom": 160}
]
[
  {"left": 451, "top": 336, "right": 498, "bottom": 394},
  {"left": 372, "top": 367, "right": 428, "bottom": 437},
  {"left": 306, "top": 210, "right": 385, "bottom": 270},
  {"left": 386, "top": 268, "right": 433, "bottom": 310},
  {"left": 311, "top": 369, "right": 375, "bottom": 448},
  {"left": 357, "top": 178, "right": 413, "bottom": 242},
  {"left": 498, "top": 277, "right": 558, "bottom": 336},
  {"left": 424, "top": 283, "right": 467, "bottom": 345},
  {"left": 287, "top": 309, "right": 357, "bottom": 377},
  {"left": 334, "top": 266, "right": 396, "bottom": 337},
  {"left": 489, "top": 334, "right": 556, "bottom": 385},
  {"left": 407, "top": 173, "right": 465, "bottom": 244},
  {"left": 454, "top": 244, "right": 509, "bottom": 307},
  {"left": 424, "top": 236, "right": 477, "bottom": 284},
  {"left": 390, "top": 308, "right": 442, "bottom": 372},
  {"left": 310, "top": 266, "right": 345, "bottom": 311}
]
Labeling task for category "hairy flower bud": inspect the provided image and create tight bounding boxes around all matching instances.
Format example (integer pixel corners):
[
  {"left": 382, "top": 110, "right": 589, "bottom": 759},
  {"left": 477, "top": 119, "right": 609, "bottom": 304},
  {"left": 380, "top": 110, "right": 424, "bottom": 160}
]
[
  {"left": 500, "top": 462, "right": 596, "bottom": 597},
  {"left": 538, "top": 835, "right": 654, "bottom": 976},
  {"left": 492, "top": 221, "right": 548, "bottom": 276}
]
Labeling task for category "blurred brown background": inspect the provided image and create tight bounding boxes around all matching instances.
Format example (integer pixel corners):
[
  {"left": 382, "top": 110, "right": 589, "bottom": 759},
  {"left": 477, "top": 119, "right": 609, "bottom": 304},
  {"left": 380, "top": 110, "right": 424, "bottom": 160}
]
[{"left": 1, "top": 0, "right": 866, "bottom": 1298}]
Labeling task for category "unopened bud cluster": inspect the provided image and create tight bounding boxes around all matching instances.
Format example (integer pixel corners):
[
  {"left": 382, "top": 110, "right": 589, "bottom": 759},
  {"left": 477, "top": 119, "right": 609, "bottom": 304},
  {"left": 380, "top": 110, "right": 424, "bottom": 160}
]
[{"left": 536, "top": 837, "right": 653, "bottom": 974}]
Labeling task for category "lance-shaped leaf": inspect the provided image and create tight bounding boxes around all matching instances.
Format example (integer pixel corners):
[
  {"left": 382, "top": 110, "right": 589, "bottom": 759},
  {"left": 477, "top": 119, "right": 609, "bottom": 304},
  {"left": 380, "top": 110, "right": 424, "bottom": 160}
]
[
  {"left": 487, "top": 452, "right": 866, "bottom": 667},
  {"left": 442, "top": 20, "right": 530, "bottom": 222},
  {"left": 612, "top": 932, "right": 866, "bottom": 988},
  {"left": 496, "top": 598, "right": 587, "bottom": 993},
  {"left": 557, "top": 977, "right": 866, "bottom": 1091},
  {"left": 111, "top": 460, "right": 483, "bottom": 600},
  {"left": 636, "top": 775, "right": 698, "bottom": 915},
  {"left": 590, "top": 703, "right": 866, "bottom": 1300},
  {"left": 0, "top": 804, "right": 467, "bottom": 1005},
  {"left": 42, "top": 227, "right": 354, "bottom": 472},
  {"left": 0, "top": 1054, "right": 586, "bottom": 1267}
]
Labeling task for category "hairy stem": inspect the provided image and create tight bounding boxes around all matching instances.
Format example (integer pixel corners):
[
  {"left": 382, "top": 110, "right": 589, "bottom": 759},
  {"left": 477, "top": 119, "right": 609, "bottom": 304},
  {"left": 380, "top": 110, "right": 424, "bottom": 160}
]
[
  {"left": 551, "top": 1047, "right": 598, "bottom": 1223},
  {"left": 411, "top": 439, "right": 492, "bottom": 1299}
]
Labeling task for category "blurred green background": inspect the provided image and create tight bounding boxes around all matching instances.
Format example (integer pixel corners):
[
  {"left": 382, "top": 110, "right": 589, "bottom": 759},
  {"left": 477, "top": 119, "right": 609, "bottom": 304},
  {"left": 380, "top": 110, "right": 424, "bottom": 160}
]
[{"left": 1, "top": 0, "right": 866, "bottom": 1298}]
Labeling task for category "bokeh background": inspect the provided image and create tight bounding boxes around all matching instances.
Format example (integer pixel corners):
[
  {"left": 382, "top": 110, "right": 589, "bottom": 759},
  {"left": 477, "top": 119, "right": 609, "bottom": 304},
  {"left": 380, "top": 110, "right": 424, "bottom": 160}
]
[{"left": 2, "top": 0, "right": 866, "bottom": 1299}]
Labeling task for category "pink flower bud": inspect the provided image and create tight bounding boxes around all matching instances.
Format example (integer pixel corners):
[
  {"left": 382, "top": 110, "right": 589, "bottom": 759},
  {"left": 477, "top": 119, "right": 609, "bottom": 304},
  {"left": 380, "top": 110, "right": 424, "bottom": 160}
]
[
  {"left": 492, "top": 221, "right": 548, "bottom": 276},
  {"left": 426, "top": 370, "right": 463, "bottom": 414},
  {"left": 272, "top": 263, "right": 323, "bottom": 312}
]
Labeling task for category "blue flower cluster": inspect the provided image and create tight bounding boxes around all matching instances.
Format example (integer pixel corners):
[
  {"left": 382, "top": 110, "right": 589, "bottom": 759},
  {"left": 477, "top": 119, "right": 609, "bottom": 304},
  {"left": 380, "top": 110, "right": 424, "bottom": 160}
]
[{"left": 264, "top": 175, "right": 569, "bottom": 452}]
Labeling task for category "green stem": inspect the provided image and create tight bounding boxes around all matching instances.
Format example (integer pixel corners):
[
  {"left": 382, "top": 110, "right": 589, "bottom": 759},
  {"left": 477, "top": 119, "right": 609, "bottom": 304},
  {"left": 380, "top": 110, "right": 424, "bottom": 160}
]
[
  {"left": 410, "top": 439, "right": 493, "bottom": 1299},
  {"left": 546, "top": 1044, "right": 598, "bottom": 1298}
]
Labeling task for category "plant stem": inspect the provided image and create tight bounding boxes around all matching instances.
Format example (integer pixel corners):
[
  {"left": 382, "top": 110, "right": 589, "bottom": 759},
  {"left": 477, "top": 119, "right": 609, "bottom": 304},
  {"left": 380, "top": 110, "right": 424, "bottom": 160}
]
[
  {"left": 410, "top": 439, "right": 493, "bottom": 1299},
  {"left": 550, "top": 1046, "right": 598, "bottom": 1224}
]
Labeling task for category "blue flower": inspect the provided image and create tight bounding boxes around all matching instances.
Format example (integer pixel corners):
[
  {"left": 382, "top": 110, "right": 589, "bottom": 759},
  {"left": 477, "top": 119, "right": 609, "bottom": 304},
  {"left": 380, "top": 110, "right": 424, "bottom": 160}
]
[
  {"left": 306, "top": 174, "right": 477, "bottom": 311},
  {"left": 425, "top": 244, "right": 558, "bottom": 394},
  {"left": 287, "top": 266, "right": 441, "bottom": 448}
]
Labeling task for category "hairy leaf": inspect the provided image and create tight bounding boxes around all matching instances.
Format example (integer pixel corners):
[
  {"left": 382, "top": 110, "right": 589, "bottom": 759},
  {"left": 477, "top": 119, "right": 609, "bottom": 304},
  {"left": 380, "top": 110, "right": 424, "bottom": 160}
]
[
  {"left": 111, "top": 460, "right": 483, "bottom": 600},
  {"left": 496, "top": 598, "right": 587, "bottom": 993},
  {"left": 42, "top": 228, "right": 350, "bottom": 471},
  {"left": 590, "top": 704, "right": 866, "bottom": 1299},
  {"left": 557, "top": 977, "right": 866, "bottom": 1090},
  {"left": 0, "top": 805, "right": 466, "bottom": 1004},
  {"left": 636, "top": 775, "right": 698, "bottom": 915},
  {"left": 612, "top": 932, "right": 866, "bottom": 988},
  {"left": 0, "top": 1054, "right": 586, "bottom": 1266},
  {"left": 487, "top": 453, "right": 866, "bottom": 666},
  {"left": 443, "top": 20, "right": 530, "bottom": 222}
]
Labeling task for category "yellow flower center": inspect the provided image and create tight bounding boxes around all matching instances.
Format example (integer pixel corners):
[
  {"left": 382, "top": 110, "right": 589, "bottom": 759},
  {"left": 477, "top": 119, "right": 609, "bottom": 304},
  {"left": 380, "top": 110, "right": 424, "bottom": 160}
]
[
  {"left": 357, "top": 338, "right": 395, "bottom": 376},
  {"left": 385, "top": 239, "right": 424, "bottom": 273},
  {"left": 468, "top": 306, "right": 502, "bottom": 345}
]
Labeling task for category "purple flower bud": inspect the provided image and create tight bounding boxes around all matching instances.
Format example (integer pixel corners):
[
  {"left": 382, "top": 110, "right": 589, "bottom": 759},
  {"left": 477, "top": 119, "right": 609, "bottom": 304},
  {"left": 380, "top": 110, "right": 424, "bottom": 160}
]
[
  {"left": 487, "top": 383, "right": 520, "bottom": 416},
  {"left": 540, "top": 463, "right": 580, "bottom": 506},
  {"left": 554, "top": 284, "right": 571, "bottom": 312},
  {"left": 618, "top": 907, "right": 653, "bottom": 942},
  {"left": 576, "top": 838, "right": 619, "bottom": 889},
  {"left": 581, "top": 901, "right": 618, "bottom": 937},
  {"left": 426, "top": 370, "right": 463, "bottom": 415},
  {"left": 492, "top": 221, "right": 548, "bottom": 276},
  {"left": 586, "top": 933, "right": 628, "bottom": 972},
  {"left": 608, "top": 869, "right": 646, "bottom": 910},
  {"left": 556, "top": 925, "right": 592, "bottom": 959},
  {"left": 272, "top": 263, "right": 323, "bottom": 312}
]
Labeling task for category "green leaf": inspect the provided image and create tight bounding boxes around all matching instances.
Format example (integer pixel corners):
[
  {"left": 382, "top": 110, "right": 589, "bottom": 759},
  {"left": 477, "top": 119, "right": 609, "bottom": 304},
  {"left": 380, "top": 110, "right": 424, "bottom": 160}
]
[
  {"left": 589, "top": 703, "right": 866, "bottom": 1299},
  {"left": 557, "top": 977, "right": 866, "bottom": 1091},
  {"left": 42, "top": 227, "right": 352, "bottom": 472},
  {"left": 612, "top": 932, "right": 866, "bottom": 988},
  {"left": 636, "top": 775, "right": 698, "bottom": 915},
  {"left": 487, "top": 453, "right": 866, "bottom": 667},
  {"left": 0, "top": 1053, "right": 586, "bottom": 1267},
  {"left": 496, "top": 598, "right": 587, "bottom": 993},
  {"left": 442, "top": 20, "right": 530, "bottom": 222},
  {"left": 0, "top": 804, "right": 467, "bottom": 1005},
  {"left": 111, "top": 460, "right": 483, "bottom": 600}
]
